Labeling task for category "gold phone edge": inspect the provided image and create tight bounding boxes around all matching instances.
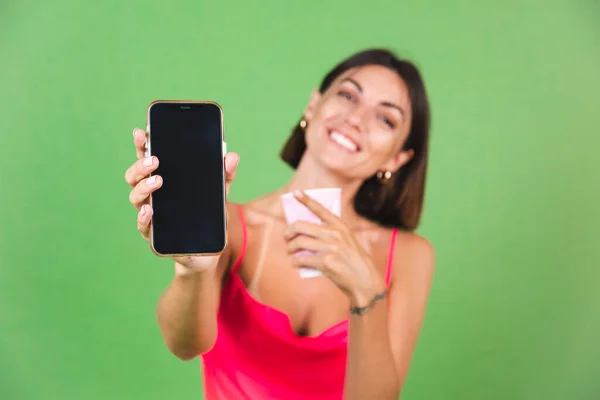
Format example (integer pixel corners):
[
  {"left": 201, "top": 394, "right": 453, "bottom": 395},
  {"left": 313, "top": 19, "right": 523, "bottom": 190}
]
[{"left": 145, "top": 100, "right": 228, "bottom": 258}]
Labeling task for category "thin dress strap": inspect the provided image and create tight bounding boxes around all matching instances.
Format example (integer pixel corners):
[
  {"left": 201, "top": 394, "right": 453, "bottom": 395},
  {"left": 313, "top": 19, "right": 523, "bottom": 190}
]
[
  {"left": 231, "top": 204, "right": 248, "bottom": 275},
  {"left": 384, "top": 228, "right": 399, "bottom": 287}
]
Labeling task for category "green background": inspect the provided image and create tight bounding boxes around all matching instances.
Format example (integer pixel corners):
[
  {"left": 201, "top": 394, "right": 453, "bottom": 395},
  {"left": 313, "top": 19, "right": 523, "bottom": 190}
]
[{"left": 1, "top": 1, "right": 599, "bottom": 399}]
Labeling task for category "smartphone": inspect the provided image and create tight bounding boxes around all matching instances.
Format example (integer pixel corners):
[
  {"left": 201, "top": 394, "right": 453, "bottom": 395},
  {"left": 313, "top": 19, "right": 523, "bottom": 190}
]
[{"left": 145, "top": 100, "right": 227, "bottom": 257}]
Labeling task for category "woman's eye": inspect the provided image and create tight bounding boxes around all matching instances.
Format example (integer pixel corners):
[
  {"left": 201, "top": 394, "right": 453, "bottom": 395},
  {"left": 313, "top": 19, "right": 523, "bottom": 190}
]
[
  {"left": 338, "top": 91, "right": 353, "bottom": 101},
  {"left": 380, "top": 115, "right": 395, "bottom": 128}
]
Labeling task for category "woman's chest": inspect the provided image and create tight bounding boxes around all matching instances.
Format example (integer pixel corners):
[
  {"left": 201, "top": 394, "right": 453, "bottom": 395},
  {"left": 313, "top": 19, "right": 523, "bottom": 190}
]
[{"left": 235, "top": 223, "right": 391, "bottom": 338}]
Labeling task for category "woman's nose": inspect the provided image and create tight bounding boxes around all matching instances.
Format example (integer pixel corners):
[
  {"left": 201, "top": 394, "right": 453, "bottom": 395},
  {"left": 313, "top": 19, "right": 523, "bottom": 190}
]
[{"left": 347, "top": 106, "right": 368, "bottom": 131}]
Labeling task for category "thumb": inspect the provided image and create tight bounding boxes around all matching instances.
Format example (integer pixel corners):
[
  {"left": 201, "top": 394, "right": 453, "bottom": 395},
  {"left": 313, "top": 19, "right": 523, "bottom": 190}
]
[{"left": 224, "top": 152, "right": 240, "bottom": 197}]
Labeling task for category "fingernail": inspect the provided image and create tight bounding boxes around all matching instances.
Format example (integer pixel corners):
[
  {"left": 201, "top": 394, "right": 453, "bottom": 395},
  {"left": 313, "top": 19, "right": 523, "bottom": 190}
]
[
  {"left": 234, "top": 155, "right": 240, "bottom": 166},
  {"left": 133, "top": 128, "right": 140, "bottom": 137},
  {"left": 294, "top": 190, "right": 303, "bottom": 198},
  {"left": 147, "top": 176, "right": 157, "bottom": 185},
  {"left": 143, "top": 157, "right": 153, "bottom": 167},
  {"left": 139, "top": 205, "right": 146, "bottom": 216}
]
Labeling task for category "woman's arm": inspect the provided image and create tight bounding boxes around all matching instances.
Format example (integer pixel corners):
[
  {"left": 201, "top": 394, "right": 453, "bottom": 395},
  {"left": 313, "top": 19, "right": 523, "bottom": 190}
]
[
  {"left": 343, "top": 235, "right": 435, "bottom": 399},
  {"left": 126, "top": 129, "right": 242, "bottom": 360},
  {"left": 155, "top": 202, "right": 242, "bottom": 360},
  {"left": 282, "top": 192, "right": 435, "bottom": 398},
  {"left": 156, "top": 252, "right": 231, "bottom": 360}
]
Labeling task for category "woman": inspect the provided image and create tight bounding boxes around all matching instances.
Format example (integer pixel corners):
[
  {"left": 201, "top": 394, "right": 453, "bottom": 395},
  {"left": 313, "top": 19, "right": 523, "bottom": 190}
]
[{"left": 125, "top": 48, "right": 435, "bottom": 400}]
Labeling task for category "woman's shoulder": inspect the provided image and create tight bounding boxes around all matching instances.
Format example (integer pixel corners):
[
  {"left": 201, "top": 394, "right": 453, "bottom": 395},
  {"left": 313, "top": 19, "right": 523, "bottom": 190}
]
[
  {"left": 223, "top": 196, "right": 285, "bottom": 265},
  {"left": 389, "top": 228, "right": 435, "bottom": 282},
  {"left": 361, "top": 221, "right": 434, "bottom": 280},
  {"left": 394, "top": 229, "right": 434, "bottom": 254},
  {"left": 228, "top": 192, "right": 287, "bottom": 227}
]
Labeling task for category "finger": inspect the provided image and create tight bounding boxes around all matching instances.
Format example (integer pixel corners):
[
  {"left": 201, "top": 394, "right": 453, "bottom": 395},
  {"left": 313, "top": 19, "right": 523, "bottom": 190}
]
[
  {"left": 224, "top": 152, "right": 239, "bottom": 197},
  {"left": 293, "top": 190, "right": 342, "bottom": 227},
  {"left": 287, "top": 235, "right": 336, "bottom": 254},
  {"left": 290, "top": 252, "right": 330, "bottom": 274},
  {"left": 133, "top": 128, "right": 148, "bottom": 160},
  {"left": 137, "top": 204, "right": 153, "bottom": 241},
  {"left": 125, "top": 156, "right": 159, "bottom": 187},
  {"left": 129, "top": 175, "right": 163, "bottom": 210},
  {"left": 283, "top": 220, "right": 340, "bottom": 242}
]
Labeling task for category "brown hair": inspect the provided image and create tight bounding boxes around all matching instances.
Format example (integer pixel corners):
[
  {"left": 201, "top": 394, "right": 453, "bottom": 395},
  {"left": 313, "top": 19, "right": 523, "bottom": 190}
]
[{"left": 280, "top": 48, "right": 431, "bottom": 231}]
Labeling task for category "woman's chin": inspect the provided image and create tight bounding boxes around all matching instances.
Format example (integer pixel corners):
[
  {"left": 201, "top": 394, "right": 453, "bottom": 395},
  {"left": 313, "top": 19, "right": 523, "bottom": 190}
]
[
  {"left": 316, "top": 158, "right": 362, "bottom": 180},
  {"left": 318, "top": 156, "right": 347, "bottom": 170},
  {"left": 304, "top": 148, "right": 363, "bottom": 179}
]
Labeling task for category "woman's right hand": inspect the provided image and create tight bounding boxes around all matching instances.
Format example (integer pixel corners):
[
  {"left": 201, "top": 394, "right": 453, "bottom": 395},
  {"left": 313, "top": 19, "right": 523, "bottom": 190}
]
[{"left": 124, "top": 127, "right": 240, "bottom": 271}]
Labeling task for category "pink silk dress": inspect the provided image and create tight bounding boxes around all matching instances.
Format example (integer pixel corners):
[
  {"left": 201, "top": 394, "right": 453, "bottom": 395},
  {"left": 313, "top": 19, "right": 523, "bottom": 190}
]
[{"left": 201, "top": 205, "right": 398, "bottom": 399}]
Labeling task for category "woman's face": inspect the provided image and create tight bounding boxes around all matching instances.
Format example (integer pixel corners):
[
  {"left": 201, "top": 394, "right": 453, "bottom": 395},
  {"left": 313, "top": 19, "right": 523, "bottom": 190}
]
[{"left": 303, "top": 65, "right": 414, "bottom": 180}]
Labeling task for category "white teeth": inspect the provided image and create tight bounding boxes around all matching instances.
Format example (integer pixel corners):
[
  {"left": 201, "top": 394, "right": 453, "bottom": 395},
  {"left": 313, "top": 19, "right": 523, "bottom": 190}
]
[{"left": 330, "top": 131, "right": 358, "bottom": 152}]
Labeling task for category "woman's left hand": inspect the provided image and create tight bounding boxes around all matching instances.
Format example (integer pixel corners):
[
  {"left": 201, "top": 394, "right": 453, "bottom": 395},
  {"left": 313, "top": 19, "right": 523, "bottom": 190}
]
[{"left": 282, "top": 190, "right": 387, "bottom": 307}]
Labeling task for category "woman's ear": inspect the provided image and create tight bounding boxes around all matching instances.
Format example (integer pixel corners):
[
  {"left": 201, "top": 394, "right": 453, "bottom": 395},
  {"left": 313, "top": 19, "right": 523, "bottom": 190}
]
[
  {"left": 303, "top": 89, "right": 321, "bottom": 121},
  {"left": 383, "top": 148, "right": 414, "bottom": 173}
]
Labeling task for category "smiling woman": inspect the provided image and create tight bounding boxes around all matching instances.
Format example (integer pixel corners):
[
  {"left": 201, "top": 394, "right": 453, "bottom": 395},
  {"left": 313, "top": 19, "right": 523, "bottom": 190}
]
[
  {"left": 281, "top": 50, "right": 430, "bottom": 231},
  {"left": 125, "top": 48, "right": 435, "bottom": 400}
]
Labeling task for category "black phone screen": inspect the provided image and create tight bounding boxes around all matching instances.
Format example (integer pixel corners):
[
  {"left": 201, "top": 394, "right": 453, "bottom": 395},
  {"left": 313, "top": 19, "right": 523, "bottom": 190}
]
[{"left": 148, "top": 102, "right": 226, "bottom": 256}]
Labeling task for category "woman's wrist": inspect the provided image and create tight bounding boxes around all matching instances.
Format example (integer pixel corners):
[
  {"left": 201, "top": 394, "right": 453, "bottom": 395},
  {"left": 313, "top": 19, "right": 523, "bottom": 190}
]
[
  {"left": 174, "top": 261, "right": 217, "bottom": 277},
  {"left": 348, "top": 281, "right": 388, "bottom": 315}
]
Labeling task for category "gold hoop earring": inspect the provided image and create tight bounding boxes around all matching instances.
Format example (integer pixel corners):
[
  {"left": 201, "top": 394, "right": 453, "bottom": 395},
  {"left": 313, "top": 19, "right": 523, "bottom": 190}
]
[
  {"left": 376, "top": 170, "right": 392, "bottom": 183},
  {"left": 299, "top": 119, "right": 307, "bottom": 129}
]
